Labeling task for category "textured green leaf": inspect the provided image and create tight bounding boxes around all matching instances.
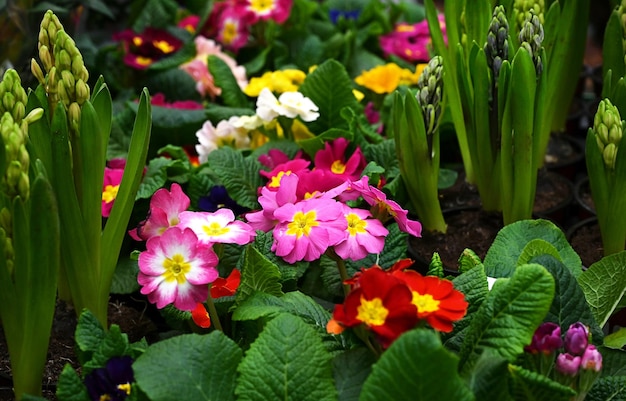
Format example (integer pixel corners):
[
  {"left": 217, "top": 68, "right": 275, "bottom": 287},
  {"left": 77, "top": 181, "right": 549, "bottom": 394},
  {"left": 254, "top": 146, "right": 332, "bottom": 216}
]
[
  {"left": 534, "top": 255, "right": 604, "bottom": 342},
  {"left": 459, "top": 264, "right": 555, "bottom": 373},
  {"left": 55, "top": 365, "right": 90, "bottom": 401},
  {"left": 599, "top": 346, "right": 626, "bottom": 377},
  {"left": 297, "top": 128, "right": 353, "bottom": 158},
  {"left": 236, "top": 245, "right": 284, "bottom": 306},
  {"left": 236, "top": 313, "right": 337, "bottom": 401},
  {"left": 299, "top": 59, "right": 359, "bottom": 133},
  {"left": 135, "top": 157, "right": 179, "bottom": 200},
  {"left": 75, "top": 310, "right": 106, "bottom": 365},
  {"left": 252, "top": 228, "right": 309, "bottom": 284},
  {"left": 110, "top": 257, "right": 140, "bottom": 295},
  {"left": 508, "top": 364, "right": 575, "bottom": 401},
  {"left": 204, "top": 104, "right": 255, "bottom": 123},
  {"left": 345, "top": 222, "right": 407, "bottom": 272},
  {"left": 466, "top": 353, "right": 512, "bottom": 401},
  {"left": 577, "top": 251, "right": 626, "bottom": 327},
  {"left": 363, "top": 139, "right": 399, "bottom": 178},
  {"left": 208, "top": 55, "right": 249, "bottom": 108},
  {"left": 586, "top": 376, "right": 626, "bottom": 401},
  {"left": 484, "top": 219, "right": 582, "bottom": 278},
  {"left": 333, "top": 348, "right": 375, "bottom": 401},
  {"left": 518, "top": 239, "right": 562, "bottom": 265},
  {"left": 360, "top": 329, "right": 473, "bottom": 401},
  {"left": 603, "top": 328, "right": 626, "bottom": 349},
  {"left": 132, "top": 0, "right": 178, "bottom": 31},
  {"left": 85, "top": 325, "right": 130, "bottom": 372},
  {"left": 206, "top": 147, "right": 264, "bottom": 210},
  {"left": 134, "top": 332, "right": 242, "bottom": 401}
]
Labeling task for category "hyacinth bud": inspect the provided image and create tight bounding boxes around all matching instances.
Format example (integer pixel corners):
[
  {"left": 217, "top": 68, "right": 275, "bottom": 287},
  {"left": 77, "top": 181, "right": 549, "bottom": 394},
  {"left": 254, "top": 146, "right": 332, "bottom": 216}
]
[
  {"left": 416, "top": 55, "right": 444, "bottom": 136},
  {"left": 3, "top": 235, "right": 14, "bottom": 277},
  {"left": 38, "top": 10, "right": 63, "bottom": 53},
  {"left": 485, "top": 5, "right": 509, "bottom": 80},
  {"left": 38, "top": 44, "right": 54, "bottom": 73},
  {"left": 593, "top": 98, "right": 622, "bottom": 169},
  {"left": 514, "top": 0, "right": 545, "bottom": 29},
  {"left": 518, "top": 10, "right": 544, "bottom": 76},
  {"left": 0, "top": 69, "right": 28, "bottom": 124},
  {"left": 75, "top": 79, "right": 90, "bottom": 105},
  {"left": 0, "top": 112, "right": 29, "bottom": 199},
  {"left": 525, "top": 322, "right": 563, "bottom": 354},
  {"left": 555, "top": 353, "right": 581, "bottom": 376},
  {"left": 564, "top": 322, "right": 589, "bottom": 356},
  {"left": 23, "top": 107, "right": 44, "bottom": 125},
  {"left": 68, "top": 101, "right": 81, "bottom": 133},
  {"left": 31, "top": 58, "right": 46, "bottom": 86}
]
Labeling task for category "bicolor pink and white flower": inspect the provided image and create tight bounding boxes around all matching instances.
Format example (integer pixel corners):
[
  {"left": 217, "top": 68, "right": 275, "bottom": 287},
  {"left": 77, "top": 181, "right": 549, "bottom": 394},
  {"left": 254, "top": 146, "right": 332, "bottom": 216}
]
[
  {"left": 272, "top": 197, "right": 346, "bottom": 263},
  {"left": 178, "top": 209, "right": 257, "bottom": 245},
  {"left": 334, "top": 206, "right": 388, "bottom": 261},
  {"left": 245, "top": 0, "right": 293, "bottom": 24},
  {"left": 130, "top": 183, "right": 191, "bottom": 241},
  {"left": 138, "top": 227, "right": 219, "bottom": 310}
]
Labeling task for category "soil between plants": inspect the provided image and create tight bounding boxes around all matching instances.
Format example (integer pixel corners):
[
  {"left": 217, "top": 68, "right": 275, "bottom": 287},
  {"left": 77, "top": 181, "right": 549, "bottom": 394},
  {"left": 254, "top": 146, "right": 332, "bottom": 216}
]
[{"left": 0, "top": 296, "right": 159, "bottom": 401}]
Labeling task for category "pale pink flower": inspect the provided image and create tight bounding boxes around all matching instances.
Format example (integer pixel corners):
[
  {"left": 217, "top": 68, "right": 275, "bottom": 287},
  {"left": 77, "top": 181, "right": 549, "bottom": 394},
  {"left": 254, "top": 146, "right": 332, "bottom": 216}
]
[
  {"left": 178, "top": 209, "right": 257, "bottom": 245},
  {"left": 130, "top": 183, "right": 191, "bottom": 241},
  {"left": 138, "top": 227, "right": 219, "bottom": 310},
  {"left": 272, "top": 197, "right": 346, "bottom": 263},
  {"left": 334, "top": 206, "right": 388, "bottom": 261},
  {"left": 195, "top": 119, "right": 251, "bottom": 163},
  {"left": 350, "top": 176, "right": 422, "bottom": 237}
]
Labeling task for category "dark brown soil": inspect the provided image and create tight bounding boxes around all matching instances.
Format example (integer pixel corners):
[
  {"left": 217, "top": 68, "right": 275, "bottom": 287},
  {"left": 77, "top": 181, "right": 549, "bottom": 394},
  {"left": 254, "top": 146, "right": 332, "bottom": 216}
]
[
  {"left": 567, "top": 218, "right": 604, "bottom": 268},
  {"left": 0, "top": 296, "right": 159, "bottom": 401}
]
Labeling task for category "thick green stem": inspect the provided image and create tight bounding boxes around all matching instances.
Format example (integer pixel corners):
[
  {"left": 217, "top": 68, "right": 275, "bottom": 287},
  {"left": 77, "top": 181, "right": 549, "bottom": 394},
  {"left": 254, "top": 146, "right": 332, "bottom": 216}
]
[{"left": 206, "top": 290, "right": 223, "bottom": 332}]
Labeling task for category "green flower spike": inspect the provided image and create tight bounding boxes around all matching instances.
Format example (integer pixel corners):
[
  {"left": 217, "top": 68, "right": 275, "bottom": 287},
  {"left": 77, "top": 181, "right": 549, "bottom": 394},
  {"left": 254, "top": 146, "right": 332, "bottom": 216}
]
[
  {"left": 416, "top": 55, "right": 444, "bottom": 136},
  {"left": 484, "top": 5, "right": 509, "bottom": 80},
  {"left": 593, "top": 99, "right": 622, "bottom": 169},
  {"left": 0, "top": 69, "right": 28, "bottom": 124},
  {"left": 514, "top": 0, "right": 545, "bottom": 29},
  {"left": 518, "top": 10, "right": 544, "bottom": 77}
]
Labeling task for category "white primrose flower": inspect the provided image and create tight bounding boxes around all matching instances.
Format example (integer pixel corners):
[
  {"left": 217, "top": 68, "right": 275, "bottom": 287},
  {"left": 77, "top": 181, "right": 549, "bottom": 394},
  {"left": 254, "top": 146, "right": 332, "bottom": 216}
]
[
  {"left": 195, "top": 118, "right": 251, "bottom": 164},
  {"left": 256, "top": 88, "right": 283, "bottom": 122},
  {"left": 277, "top": 91, "right": 320, "bottom": 122},
  {"left": 228, "top": 114, "right": 263, "bottom": 130}
]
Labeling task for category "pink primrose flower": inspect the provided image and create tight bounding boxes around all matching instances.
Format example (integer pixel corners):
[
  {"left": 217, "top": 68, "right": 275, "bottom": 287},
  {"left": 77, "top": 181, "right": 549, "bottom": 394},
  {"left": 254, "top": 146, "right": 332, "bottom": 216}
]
[
  {"left": 271, "top": 197, "right": 346, "bottom": 263},
  {"left": 138, "top": 227, "right": 219, "bottom": 310},
  {"left": 102, "top": 166, "right": 125, "bottom": 218},
  {"left": 333, "top": 206, "right": 388, "bottom": 261},
  {"left": 178, "top": 209, "right": 257, "bottom": 245},
  {"left": 215, "top": 6, "right": 250, "bottom": 52},
  {"left": 350, "top": 176, "right": 422, "bottom": 237},
  {"left": 245, "top": 0, "right": 293, "bottom": 24},
  {"left": 150, "top": 93, "right": 204, "bottom": 110},
  {"left": 260, "top": 159, "right": 311, "bottom": 189},
  {"left": 246, "top": 172, "right": 299, "bottom": 231},
  {"left": 314, "top": 137, "right": 367, "bottom": 182},
  {"left": 379, "top": 14, "right": 446, "bottom": 63},
  {"left": 178, "top": 15, "right": 200, "bottom": 34},
  {"left": 113, "top": 28, "right": 182, "bottom": 69},
  {"left": 130, "top": 183, "right": 191, "bottom": 241},
  {"left": 295, "top": 168, "right": 349, "bottom": 200}
]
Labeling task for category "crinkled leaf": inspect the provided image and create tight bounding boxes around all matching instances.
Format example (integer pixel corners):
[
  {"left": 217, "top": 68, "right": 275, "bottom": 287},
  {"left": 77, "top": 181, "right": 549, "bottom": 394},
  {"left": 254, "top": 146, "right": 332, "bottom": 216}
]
[
  {"left": 236, "top": 313, "right": 337, "bottom": 401},
  {"left": 110, "top": 257, "right": 140, "bottom": 295},
  {"left": 236, "top": 245, "right": 284, "bottom": 306},
  {"left": 577, "top": 251, "right": 626, "bottom": 327},
  {"left": 457, "top": 249, "right": 483, "bottom": 274},
  {"left": 333, "top": 348, "right": 375, "bottom": 401},
  {"left": 206, "top": 147, "right": 264, "bottom": 209},
  {"left": 208, "top": 55, "right": 249, "bottom": 108},
  {"left": 186, "top": 172, "right": 215, "bottom": 209},
  {"left": 135, "top": 157, "right": 183, "bottom": 200},
  {"left": 75, "top": 310, "right": 106, "bottom": 365},
  {"left": 518, "top": 239, "right": 563, "bottom": 265},
  {"left": 250, "top": 139, "right": 302, "bottom": 161},
  {"left": 363, "top": 139, "right": 399, "bottom": 178},
  {"left": 466, "top": 353, "right": 512, "bottom": 401},
  {"left": 534, "top": 255, "right": 604, "bottom": 343},
  {"left": 84, "top": 325, "right": 130, "bottom": 373},
  {"left": 484, "top": 219, "right": 582, "bottom": 278},
  {"left": 55, "top": 365, "right": 89, "bottom": 401},
  {"left": 134, "top": 332, "right": 242, "bottom": 401},
  {"left": 603, "top": 328, "right": 626, "bottom": 349},
  {"left": 598, "top": 346, "right": 626, "bottom": 377},
  {"left": 252, "top": 230, "right": 310, "bottom": 284},
  {"left": 459, "top": 264, "right": 555, "bottom": 374},
  {"left": 508, "top": 364, "right": 576, "bottom": 401},
  {"left": 204, "top": 104, "right": 255, "bottom": 123},
  {"left": 297, "top": 128, "right": 353, "bottom": 158},
  {"left": 132, "top": 0, "right": 179, "bottom": 31},
  {"left": 361, "top": 329, "right": 473, "bottom": 401},
  {"left": 585, "top": 376, "right": 626, "bottom": 401},
  {"left": 299, "top": 59, "right": 359, "bottom": 133}
]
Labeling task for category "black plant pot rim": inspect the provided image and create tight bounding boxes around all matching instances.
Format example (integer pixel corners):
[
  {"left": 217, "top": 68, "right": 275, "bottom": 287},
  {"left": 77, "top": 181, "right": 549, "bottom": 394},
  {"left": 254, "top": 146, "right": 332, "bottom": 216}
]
[{"left": 573, "top": 175, "right": 596, "bottom": 216}]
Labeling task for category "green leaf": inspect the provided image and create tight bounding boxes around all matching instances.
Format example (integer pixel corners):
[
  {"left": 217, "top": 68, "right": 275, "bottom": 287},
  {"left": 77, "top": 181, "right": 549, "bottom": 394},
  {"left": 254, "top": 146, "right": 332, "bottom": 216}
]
[
  {"left": 208, "top": 55, "right": 249, "bottom": 108},
  {"left": 205, "top": 147, "right": 264, "bottom": 210},
  {"left": 236, "top": 313, "right": 337, "bottom": 401},
  {"left": 508, "top": 364, "right": 576, "bottom": 401},
  {"left": 458, "top": 264, "right": 555, "bottom": 374},
  {"left": 598, "top": 346, "right": 626, "bottom": 377},
  {"left": 363, "top": 139, "right": 399, "bottom": 178},
  {"left": 333, "top": 348, "right": 375, "bottom": 401},
  {"left": 110, "top": 258, "right": 140, "bottom": 294},
  {"left": 85, "top": 325, "right": 130, "bottom": 372},
  {"left": 236, "top": 245, "right": 284, "bottom": 306},
  {"left": 603, "top": 327, "right": 626, "bottom": 349},
  {"left": 252, "top": 230, "right": 309, "bottom": 284},
  {"left": 577, "top": 251, "right": 626, "bottom": 327},
  {"left": 466, "top": 353, "right": 512, "bottom": 401},
  {"left": 135, "top": 157, "right": 180, "bottom": 200},
  {"left": 131, "top": 0, "right": 179, "bottom": 31},
  {"left": 439, "top": 168, "right": 459, "bottom": 189},
  {"left": 55, "top": 365, "right": 90, "bottom": 401},
  {"left": 299, "top": 59, "right": 359, "bottom": 133},
  {"left": 297, "top": 128, "right": 353, "bottom": 158},
  {"left": 134, "top": 332, "right": 242, "bottom": 401},
  {"left": 586, "top": 376, "right": 626, "bottom": 401},
  {"left": 360, "top": 329, "right": 473, "bottom": 401},
  {"left": 75, "top": 309, "right": 106, "bottom": 365},
  {"left": 345, "top": 222, "right": 407, "bottom": 272},
  {"left": 518, "top": 239, "right": 562, "bottom": 265},
  {"left": 484, "top": 219, "right": 582, "bottom": 278}
]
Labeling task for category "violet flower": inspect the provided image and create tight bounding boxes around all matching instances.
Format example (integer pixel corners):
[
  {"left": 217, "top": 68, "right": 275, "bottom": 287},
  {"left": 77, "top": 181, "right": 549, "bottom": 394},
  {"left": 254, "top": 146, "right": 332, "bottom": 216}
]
[
  {"left": 84, "top": 356, "right": 134, "bottom": 401},
  {"left": 564, "top": 322, "right": 589, "bottom": 356},
  {"left": 525, "top": 322, "right": 563, "bottom": 354}
]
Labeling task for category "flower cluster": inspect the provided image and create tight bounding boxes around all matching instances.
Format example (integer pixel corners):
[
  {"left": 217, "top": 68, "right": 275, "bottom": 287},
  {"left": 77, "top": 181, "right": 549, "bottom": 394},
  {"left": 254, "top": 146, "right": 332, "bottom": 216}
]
[
  {"left": 525, "top": 322, "right": 602, "bottom": 398},
  {"left": 327, "top": 259, "right": 468, "bottom": 348},
  {"left": 379, "top": 14, "right": 446, "bottom": 63},
  {"left": 131, "top": 183, "right": 256, "bottom": 311},
  {"left": 113, "top": 28, "right": 182, "bottom": 69}
]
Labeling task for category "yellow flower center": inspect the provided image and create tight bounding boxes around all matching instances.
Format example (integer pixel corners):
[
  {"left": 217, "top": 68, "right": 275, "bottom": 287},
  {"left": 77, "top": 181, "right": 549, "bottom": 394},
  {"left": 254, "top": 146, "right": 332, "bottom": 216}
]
[
  {"left": 163, "top": 254, "right": 191, "bottom": 283},
  {"left": 102, "top": 185, "right": 119, "bottom": 203},
  {"left": 412, "top": 292, "right": 440, "bottom": 313},
  {"left": 132, "top": 36, "right": 143, "bottom": 47},
  {"left": 99, "top": 395, "right": 112, "bottom": 401},
  {"left": 331, "top": 160, "right": 346, "bottom": 174},
  {"left": 117, "top": 383, "right": 132, "bottom": 395},
  {"left": 203, "top": 222, "right": 230, "bottom": 236},
  {"left": 152, "top": 40, "right": 176, "bottom": 54},
  {"left": 346, "top": 213, "right": 367, "bottom": 236},
  {"left": 250, "top": 0, "right": 275, "bottom": 13},
  {"left": 357, "top": 297, "right": 388, "bottom": 326},
  {"left": 135, "top": 56, "right": 153, "bottom": 66},
  {"left": 269, "top": 170, "right": 291, "bottom": 188},
  {"left": 396, "top": 23, "right": 415, "bottom": 33},
  {"left": 286, "top": 211, "right": 318, "bottom": 238},
  {"left": 221, "top": 21, "right": 238, "bottom": 45}
]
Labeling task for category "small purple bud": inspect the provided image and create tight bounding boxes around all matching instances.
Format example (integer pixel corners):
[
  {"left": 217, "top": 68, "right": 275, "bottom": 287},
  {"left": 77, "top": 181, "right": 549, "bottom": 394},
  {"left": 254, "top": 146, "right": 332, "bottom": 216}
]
[
  {"left": 525, "top": 322, "right": 563, "bottom": 354},
  {"left": 556, "top": 353, "right": 581, "bottom": 376},
  {"left": 564, "top": 322, "right": 589, "bottom": 356},
  {"left": 580, "top": 345, "right": 602, "bottom": 372}
]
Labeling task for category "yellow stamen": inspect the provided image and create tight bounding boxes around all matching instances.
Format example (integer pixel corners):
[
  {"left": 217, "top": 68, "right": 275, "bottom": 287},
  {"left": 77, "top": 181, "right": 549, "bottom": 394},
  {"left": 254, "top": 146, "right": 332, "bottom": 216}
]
[
  {"left": 117, "top": 383, "right": 132, "bottom": 395},
  {"left": 102, "top": 185, "right": 119, "bottom": 203},
  {"left": 250, "top": 0, "right": 275, "bottom": 13},
  {"left": 152, "top": 39, "right": 175, "bottom": 54},
  {"left": 346, "top": 213, "right": 367, "bottom": 236},
  {"left": 162, "top": 254, "right": 191, "bottom": 284},
  {"left": 132, "top": 36, "right": 143, "bottom": 47},
  {"left": 286, "top": 211, "right": 319, "bottom": 238},
  {"left": 331, "top": 160, "right": 346, "bottom": 174},
  {"left": 269, "top": 170, "right": 291, "bottom": 188},
  {"left": 412, "top": 292, "right": 440, "bottom": 313},
  {"left": 221, "top": 21, "right": 238, "bottom": 45},
  {"left": 135, "top": 56, "right": 153, "bottom": 66},
  {"left": 357, "top": 297, "right": 388, "bottom": 326},
  {"left": 203, "top": 222, "right": 230, "bottom": 236}
]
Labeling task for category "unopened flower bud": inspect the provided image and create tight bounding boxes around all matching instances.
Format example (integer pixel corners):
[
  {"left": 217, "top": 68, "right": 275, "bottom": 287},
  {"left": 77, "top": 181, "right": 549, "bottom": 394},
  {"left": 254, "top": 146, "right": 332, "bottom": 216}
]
[
  {"left": 603, "top": 143, "right": 618, "bottom": 169},
  {"left": 68, "top": 102, "right": 81, "bottom": 132},
  {"left": 6, "top": 161, "right": 22, "bottom": 188},
  {"left": 38, "top": 45, "right": 54, "bottom": 72},
  {"left": 31, "top": 59, "right": 46, "bottom": 85},
  {"left": 17, "top": 172, "right": 29, "bottom": 200},
  {"left": 57, "top": 80, "right": 71, "bottom": 108},
  {"left": 580, "top": 345, "right": 602, "bottom": 372},
  {"left": 75, "top": 79, "right": 90, "bottom": 105},
  {"left": 564, "top": 322, "right": 589, "bottom": 355},
  {"left": 485, "top": 5, "right": 509, "bottom": 80},
  {"left": 416, "top": 55, "right": 444, "bottom": 136},
  {"left": 0, "top": 207, "right": 11, "bottom": 234},
  {"left": 56, "top": 48, "right": 72, "bottom": 71},
  {"left": 525, "top": 322, "right": 563, "bottom": 354},
  {"left": 518, "top": 10, "right": 544, "bottom": 76},
  {"left": 556, "top": 353, "right": 581, "bottom": 376},
  {"left": 594, "top": 99, "right": 622, "bottom": 169},
  {"left": 23, "top": 107, "right": 44, "bottom": 125}
]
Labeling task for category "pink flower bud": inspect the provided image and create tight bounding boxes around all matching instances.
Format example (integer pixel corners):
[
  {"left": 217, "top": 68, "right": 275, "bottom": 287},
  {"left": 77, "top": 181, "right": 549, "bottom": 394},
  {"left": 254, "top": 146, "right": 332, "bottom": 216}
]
[
  {"left": 580, "top": 345, "right": 602, "bottom": 372},
  {"left": 525, "top": 322, "right": 562, "bottom": 354},
  {"left": 565, "top": 322, "right": 589, "bottom": 356},
  {"left": 556, "top": 353, "right": 581, "bottom": 376}
]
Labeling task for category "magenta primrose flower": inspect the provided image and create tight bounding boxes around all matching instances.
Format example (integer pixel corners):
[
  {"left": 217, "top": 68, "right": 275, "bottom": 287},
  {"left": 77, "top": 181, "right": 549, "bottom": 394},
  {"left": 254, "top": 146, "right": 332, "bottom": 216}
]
[
  {"left": 333, "top": 206, "right": 388, "bottom": 261},
  {"left": 102, "top": 166, "right": 125, "bottom": 218},
  {"left": 178, "top": 208, "right": 257, "bottom": 245},
  {"left": 245, "top": 0, "right": 293, "bottom": 24},
  {"left": 556, "top": 353, "right": 581, "bottom": 377},
  {"left": 260, "top": 158, "right": 311, "bottom": 189},
  {"left": 246, "top": 172, "right": 299, "bottom": 231},
  {"left": 525, "top": 322, "right": 563, "bottom": 354},
  {"left": 580, "top": 345, "right": 602, "bottom": 372},
  {"left": 379, "top": 14, "right": 446, "bottom": 63},
  {"left": 272, "top": 197, "right": 347, "bottom": 263},
  {"left": 314, "top": 137, "right": 366, "bottom": 183},
  {"left": 138, "top": 227, "right": 219, "bottom": 310},
  {"left": 564, "top": 322, "right": 589, "bottom": 356},
  {"left": 130, "top": 183, "right": 190, "bottom": 241}
]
